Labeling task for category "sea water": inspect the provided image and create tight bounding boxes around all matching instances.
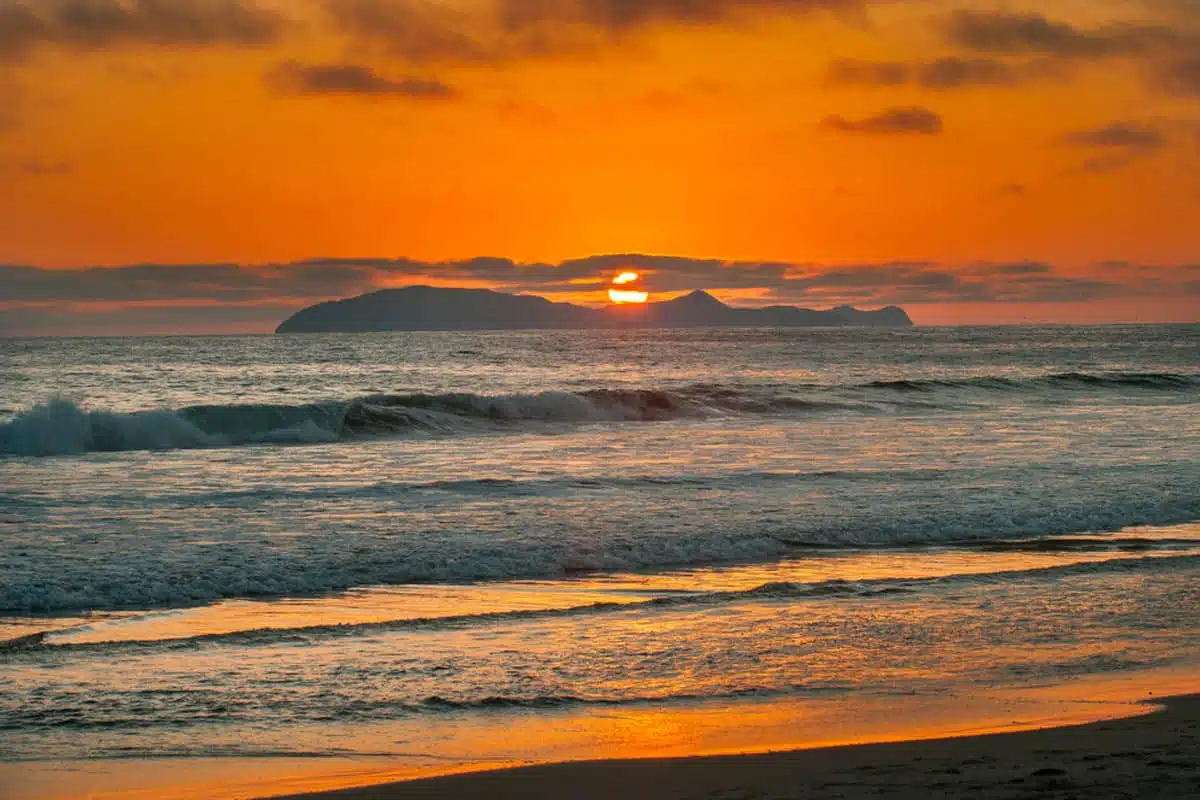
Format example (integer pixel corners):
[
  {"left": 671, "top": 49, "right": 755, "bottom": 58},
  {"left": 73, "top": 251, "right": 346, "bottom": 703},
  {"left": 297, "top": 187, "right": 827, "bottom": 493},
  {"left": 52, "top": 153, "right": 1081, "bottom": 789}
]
[{"left": 1, "top": 326, "right": 1197, "bottom": 790}]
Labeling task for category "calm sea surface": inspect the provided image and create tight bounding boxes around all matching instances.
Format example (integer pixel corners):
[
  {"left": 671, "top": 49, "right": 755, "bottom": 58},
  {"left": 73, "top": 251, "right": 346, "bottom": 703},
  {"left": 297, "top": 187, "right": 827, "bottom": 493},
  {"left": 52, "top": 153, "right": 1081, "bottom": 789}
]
[{"left": 1, "top": 327, "right": 1197, "bottom": 776}]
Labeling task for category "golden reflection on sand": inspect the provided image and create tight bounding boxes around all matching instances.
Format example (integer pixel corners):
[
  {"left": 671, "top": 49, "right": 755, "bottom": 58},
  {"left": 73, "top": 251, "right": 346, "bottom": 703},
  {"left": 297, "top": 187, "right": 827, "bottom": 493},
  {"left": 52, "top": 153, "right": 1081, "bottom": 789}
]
[{"left": 8, "top": 666, "right": 1198, "bottom": 800}]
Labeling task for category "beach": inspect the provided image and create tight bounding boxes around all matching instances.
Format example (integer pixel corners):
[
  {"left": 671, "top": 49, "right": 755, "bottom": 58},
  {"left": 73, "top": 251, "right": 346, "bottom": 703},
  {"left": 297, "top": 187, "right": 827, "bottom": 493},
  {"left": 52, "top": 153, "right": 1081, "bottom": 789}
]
[
  {"left": 273, "top": 693, "right": 1200, "bottom": 800},
  {"left": 6, "top": 674, "right": 1196, "bottom": 799}
]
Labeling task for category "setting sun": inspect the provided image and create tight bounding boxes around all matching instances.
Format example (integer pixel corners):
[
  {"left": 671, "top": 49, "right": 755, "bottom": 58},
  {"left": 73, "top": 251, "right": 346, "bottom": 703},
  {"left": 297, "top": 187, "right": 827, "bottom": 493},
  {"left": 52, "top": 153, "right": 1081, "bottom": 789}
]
[{"left": 608, "top": 272, "right": 650, "bottom": 304}]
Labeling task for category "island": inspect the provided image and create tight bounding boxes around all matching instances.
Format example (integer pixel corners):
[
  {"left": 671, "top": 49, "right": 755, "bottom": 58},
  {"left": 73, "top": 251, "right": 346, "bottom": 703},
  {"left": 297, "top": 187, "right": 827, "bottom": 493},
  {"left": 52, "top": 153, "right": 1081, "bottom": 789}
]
[{"left": 275, "top": 287, "right": 914, "bottom": 333}]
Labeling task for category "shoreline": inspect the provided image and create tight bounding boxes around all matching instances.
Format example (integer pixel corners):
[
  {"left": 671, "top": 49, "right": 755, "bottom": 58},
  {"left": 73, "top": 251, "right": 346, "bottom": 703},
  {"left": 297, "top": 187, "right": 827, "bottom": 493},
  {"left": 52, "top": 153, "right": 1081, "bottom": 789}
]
[
  {"left": 5, "top": 670, "right": 1196, "bottom": 799},
  {"left": 274, "top": 693, "right": 1199, "bottom": 800}
]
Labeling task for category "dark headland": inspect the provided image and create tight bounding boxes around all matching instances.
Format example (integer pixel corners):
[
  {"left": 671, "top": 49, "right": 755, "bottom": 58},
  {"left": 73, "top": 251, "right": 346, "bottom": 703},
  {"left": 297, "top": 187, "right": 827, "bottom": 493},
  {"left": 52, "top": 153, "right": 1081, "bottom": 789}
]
[{"left": 275, "top": 286, "right": 913, "bottom": 333}]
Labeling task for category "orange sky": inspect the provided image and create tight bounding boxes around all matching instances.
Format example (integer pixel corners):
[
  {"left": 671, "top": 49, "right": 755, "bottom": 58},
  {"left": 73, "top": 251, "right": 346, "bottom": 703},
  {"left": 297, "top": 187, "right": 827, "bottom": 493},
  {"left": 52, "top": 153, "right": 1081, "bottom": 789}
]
[{"left": 1, "top": 0, "right": 1198, "bottom": 333}]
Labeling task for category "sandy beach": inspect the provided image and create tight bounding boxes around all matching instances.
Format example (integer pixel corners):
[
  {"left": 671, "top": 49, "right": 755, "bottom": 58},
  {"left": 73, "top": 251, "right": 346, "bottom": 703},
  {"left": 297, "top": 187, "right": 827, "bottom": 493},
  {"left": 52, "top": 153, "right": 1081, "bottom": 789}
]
[{"left": 274, "top": 694, "right": 1199, "bottom": 800}]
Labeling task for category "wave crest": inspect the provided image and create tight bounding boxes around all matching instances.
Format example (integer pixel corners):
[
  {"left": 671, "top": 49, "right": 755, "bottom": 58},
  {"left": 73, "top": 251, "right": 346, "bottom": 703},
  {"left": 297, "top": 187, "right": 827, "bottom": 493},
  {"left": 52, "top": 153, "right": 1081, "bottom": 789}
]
[{"left": 2, "top": 371, "right": 1195, "bottom": 456}]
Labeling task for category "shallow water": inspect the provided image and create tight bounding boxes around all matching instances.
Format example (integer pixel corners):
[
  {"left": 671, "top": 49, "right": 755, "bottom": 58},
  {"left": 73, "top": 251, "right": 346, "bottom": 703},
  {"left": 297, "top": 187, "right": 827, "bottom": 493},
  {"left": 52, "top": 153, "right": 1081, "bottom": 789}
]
[{"left": 1, "top": 326, "right": 1197, "bottom": 782}]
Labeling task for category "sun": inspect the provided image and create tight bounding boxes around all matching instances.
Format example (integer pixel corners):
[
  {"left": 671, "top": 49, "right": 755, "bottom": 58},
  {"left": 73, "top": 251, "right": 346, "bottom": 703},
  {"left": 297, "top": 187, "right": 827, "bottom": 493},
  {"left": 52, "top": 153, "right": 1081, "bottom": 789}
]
[{"left": 608, "top": 271, "right": 649, "bottom": 304}]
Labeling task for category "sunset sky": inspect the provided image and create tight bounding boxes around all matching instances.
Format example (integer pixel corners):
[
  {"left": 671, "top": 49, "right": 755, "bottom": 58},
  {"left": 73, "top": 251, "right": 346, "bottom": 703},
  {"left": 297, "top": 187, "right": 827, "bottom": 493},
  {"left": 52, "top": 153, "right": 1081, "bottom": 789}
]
[{"left": 2, "top": 0, "right": 1198, "bottom": 334}]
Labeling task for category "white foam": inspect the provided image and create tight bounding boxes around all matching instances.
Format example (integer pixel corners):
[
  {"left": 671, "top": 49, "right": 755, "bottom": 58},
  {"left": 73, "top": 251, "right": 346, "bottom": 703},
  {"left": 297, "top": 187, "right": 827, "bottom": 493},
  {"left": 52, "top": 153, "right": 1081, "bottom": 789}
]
[{"left": 0, "top": 397, "right": 219, "bottom": 456}]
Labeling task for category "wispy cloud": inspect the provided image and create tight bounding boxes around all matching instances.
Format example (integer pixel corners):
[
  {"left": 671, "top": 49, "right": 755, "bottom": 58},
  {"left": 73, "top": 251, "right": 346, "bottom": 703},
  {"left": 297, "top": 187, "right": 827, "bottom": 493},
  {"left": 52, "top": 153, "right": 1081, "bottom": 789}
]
[
  {"left": 1063, "top": 121, "right": 1168, "bottom": 172},
  {"left": 266, "top": 61, "right": 458, "bottom": 100},
  {"left": 1063, "top": 122, "right": 1167, "bottom": 150},
  {"left": 942, "top": 8, "right": 1200, "bottom": 99},
  {"left": 5, "top": 256, "right": 1196, "bottom": 334},
  {"left": 827, "top": 57, "right": 1060, "bottom": 90},
  {"left": 945, "top": 9, "right": 1191, "bottom": 59},
  {"left": 3, "top": 255, "right": 1193, "bottom": 310},
  {"left": 0, "top": 0, "right": 284, "bottom": 61},
  {"left": 821, "top": 106, "right": 943, "bottom": 135},
  {"left": 321, "top": 0, "right": 866, "bottom": 64},
  {"left": 1157, "top": 56, "right": 1200, "bottom": 96}
]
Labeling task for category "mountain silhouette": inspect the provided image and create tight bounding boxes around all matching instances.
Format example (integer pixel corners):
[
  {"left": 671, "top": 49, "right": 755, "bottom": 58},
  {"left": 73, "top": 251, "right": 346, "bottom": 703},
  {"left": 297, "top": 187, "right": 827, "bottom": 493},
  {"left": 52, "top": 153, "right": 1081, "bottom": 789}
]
[{"left": 275, "top": 287, "right": 913, "bottom": 333}]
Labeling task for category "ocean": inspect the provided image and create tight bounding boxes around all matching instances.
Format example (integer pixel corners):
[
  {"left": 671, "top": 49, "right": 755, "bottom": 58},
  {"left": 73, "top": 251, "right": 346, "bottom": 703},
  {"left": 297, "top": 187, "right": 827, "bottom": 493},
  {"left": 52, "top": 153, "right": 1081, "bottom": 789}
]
[{"left": 1, "top": 326, "right": 1198, "bottom": 792}]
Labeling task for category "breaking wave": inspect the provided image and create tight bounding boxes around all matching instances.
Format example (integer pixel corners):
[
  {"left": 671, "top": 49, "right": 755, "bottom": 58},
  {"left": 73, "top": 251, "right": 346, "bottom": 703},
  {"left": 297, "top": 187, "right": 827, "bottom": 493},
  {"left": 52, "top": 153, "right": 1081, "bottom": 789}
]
[{"left": 1, "top": 371, "right": 1196, "bottom": 456}]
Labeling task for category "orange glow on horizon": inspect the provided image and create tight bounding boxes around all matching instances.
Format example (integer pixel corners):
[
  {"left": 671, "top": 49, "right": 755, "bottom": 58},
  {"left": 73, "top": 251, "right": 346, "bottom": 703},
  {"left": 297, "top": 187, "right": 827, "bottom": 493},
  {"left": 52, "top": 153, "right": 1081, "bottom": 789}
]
[{"left": 608, "top": 289, "right": 651, "bottom": 304}]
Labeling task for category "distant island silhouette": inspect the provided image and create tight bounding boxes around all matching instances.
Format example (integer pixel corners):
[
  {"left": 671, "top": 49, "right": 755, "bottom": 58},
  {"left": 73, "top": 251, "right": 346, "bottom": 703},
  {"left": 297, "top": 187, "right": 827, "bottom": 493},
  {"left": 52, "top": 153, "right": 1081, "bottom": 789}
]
[{"left": 275, "top": 286, "right": 914, "bottom": 333}]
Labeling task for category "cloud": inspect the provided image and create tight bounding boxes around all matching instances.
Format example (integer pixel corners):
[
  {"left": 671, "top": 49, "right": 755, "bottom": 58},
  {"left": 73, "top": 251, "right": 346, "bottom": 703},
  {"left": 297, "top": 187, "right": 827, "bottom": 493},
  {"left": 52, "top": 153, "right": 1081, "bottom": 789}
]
[
  {"left": 979, "top": 261, "right": 1054, "bottom": 275},
  {"left": 767, "top": 262, "right": 1144, "bottom": 305},
  {"left": 322, "top": 0, "right": 502, "bottom": 64},
  {"left": 1063, "top": 122, "right": 1167, "bottom": 150},
  {"left": 944, "top": 10, "right": 1189, "bottom": 59},
  {"left": 1142, "top": 0, "right": 1200, "bottom": 19},
  {"left": 821, "top": 106, "right": 943, "bottom": 135},
  {"left": 916, "top": 57, "right": 1028, "bottom": 90},
  {"left": 0, "top": 0, "right": 285, "bottom": 61},
  {"left": 0, "top": 301, "right": 303, "bottom": 337},
  {"left": 1158, "top": 56, "right": 1200, "bottom": 96},
  {"left": 496, "top": 0, "right": 865, "bottom": 31},
  {"left": 0, "top": 3, "right": 46, "bottom": 61},
  {"left": 4, "top": 257, "right": 1193, "bottom": 325},
  {"left": 827, "top": 57, "right": 1059, "bottom": 90},
  {"left": 323, "top": 0, "right": 865, "bottom": 64},
  {"left": 1062, "top": 121, "right": 1168, "bottom": 173},
  {"left": 827, "top": 58, "right": 907, "bottom": 87},
  {"left": 940, "top": 9, "right": 1200, "bottom": 100},
  {"left": 266, "top": 61, "right": 457, "bottom": 100}
]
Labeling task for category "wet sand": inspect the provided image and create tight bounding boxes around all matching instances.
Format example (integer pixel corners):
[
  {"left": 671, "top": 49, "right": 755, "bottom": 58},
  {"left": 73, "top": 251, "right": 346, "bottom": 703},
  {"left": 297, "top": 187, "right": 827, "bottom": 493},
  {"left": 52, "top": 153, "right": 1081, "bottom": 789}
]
[{"left": 275, "top": 694, "right": 1199, "bottom": 800}]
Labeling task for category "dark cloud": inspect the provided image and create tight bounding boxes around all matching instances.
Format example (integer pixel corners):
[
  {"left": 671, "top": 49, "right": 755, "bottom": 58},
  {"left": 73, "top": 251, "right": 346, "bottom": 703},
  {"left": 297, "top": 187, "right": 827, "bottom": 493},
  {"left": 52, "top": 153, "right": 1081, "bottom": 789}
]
[
  {"left": 947, "top": 10, "right": 1110, "bottom": 57},
  {"left": 821, "top": 106, "right": 943, "bottom": 135},
  {"left": 321, "top": 0, "right": 501, "bottom": 64},
  {"left": 1062, "top": 122, "right": 1167, "bottom": 173},
  {"left": 945, "top": 10, "right": 1189, "bottom": 59},
  {"left": 828, "top": 57, "right": 1058, "bottom": 90},
  {"left": 551, "top": 254, "right": 794, "bottom": 292},
  {"left": 918, "top": 57, "right": 1023, "bottom": 89},
  {"left": 1142, "top": 0, "right": 1200, "bottom": 18},
  {"left": 1063, "top": 123, "right": 1166, "bottom": 150},
  {"left": 497, "top": 0, "right": 864, "bottom": 31},
  {"left": 0, "top": 3, "right": 46, "bottom": 61},
  {"left": 1158, "top": 57, "right": 1200, "bottom": 96},
  {"left": 0, "top": 302, "right": 302, "bottom": 337},
  {"left": 827, "top": 58, "right": 907, "bottom": 87},
  {"left": 0, "top": 262, "right": 380, "bottom": 303},
  {"left": 941, "top": 9, "right": 1200, "bottom": 100},
  {"left": 324, "top": 0, "right": 864, "bottom": 64},
  {"left": 0, "top": 0, "right": 285, "bottom": 60},
  {"left": 769, "top": 263, "right": 1135, "bottom": 305},
  {"left": 266, "top": 61, "right": 457, "bottom": 100},
  {"left": 979, "top": 262, "right": 1054, "bottom": 275},
  {"left": 4, "top": 257, "right": 1191, "bottom": 326}
]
